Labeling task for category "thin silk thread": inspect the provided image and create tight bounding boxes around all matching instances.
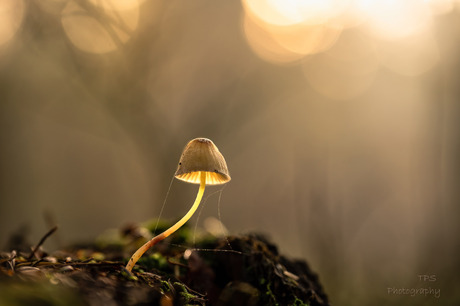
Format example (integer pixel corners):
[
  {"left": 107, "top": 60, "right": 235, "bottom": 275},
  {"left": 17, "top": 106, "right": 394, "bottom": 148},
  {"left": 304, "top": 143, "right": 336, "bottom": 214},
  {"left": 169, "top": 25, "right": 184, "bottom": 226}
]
[{"left": 153, "top": 174, "right": 176, "bottom": 235}]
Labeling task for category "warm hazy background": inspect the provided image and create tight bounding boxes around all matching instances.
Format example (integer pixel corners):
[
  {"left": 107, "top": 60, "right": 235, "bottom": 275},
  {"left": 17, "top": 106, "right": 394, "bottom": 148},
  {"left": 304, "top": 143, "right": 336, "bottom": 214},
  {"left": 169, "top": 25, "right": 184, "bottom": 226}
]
[{"left": 0, "top": 0, "right": 459, "bottom": 305}]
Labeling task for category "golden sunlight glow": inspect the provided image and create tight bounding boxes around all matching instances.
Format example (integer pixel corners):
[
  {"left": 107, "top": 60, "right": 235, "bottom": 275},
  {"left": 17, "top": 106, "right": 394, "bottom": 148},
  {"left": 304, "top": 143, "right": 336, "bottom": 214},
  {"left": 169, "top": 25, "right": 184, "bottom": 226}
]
[
  {"left": 243, "top": 0, "right": 349, "bottom": 26},
  {"left": 424, "top": 0, "right": 456, "bottom": 15},
  {"left": 244, "top": 14, "right": 343, "bottom": 64},
  {"left": 241, "top": 0, "right": 453, "bottom": 68},
  {"left": 243, "top": 14, "right": 305, "bottom": 64},
  {"left": 243, "top": 0, "right": 344, "bottom": 64},
  {"left": 355, "top": 0, "right": 432, "bottom": 40},
  {"left": 0, "top": 0, "right": 25, "bottom": 47},
  {"left": 61, "top": 0, "right": 140, "bottom": 54},
  {"left": 243, "top": 0, "right": 301, "bottom": 26},
  {"left": 89, "top": 0, "right": 143, "bottom": 11},
  {"left": 377, "top": 31, "right": 440, "bottom": 76},
  {"left": 302, "top": 30, "right": 379, "bottom": 100},
  {"left": 270, "top": 22, "right": 343, "bottom": 56}
]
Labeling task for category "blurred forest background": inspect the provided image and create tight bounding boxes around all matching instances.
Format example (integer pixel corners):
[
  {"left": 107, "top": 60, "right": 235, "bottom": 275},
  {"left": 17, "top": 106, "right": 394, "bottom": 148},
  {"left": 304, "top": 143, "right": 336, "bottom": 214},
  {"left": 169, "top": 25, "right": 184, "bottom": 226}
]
[{"left": 0, "top": 0, "right": 459, "bottom": 305}]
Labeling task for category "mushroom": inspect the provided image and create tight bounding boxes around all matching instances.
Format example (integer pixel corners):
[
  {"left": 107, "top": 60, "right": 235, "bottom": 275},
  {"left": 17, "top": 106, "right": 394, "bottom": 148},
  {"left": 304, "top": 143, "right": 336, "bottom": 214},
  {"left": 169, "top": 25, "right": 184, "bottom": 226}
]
[{"left": 125, "top": 138, "right": 231, "bottom": 272}]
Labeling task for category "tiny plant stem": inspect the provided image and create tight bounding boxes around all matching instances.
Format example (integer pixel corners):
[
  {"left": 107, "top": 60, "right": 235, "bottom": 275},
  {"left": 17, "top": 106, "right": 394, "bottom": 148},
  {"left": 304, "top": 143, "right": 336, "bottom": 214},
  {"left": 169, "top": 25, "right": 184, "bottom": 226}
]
[{"left": 125, "top": 171, "right": 207, "bottom": 272}]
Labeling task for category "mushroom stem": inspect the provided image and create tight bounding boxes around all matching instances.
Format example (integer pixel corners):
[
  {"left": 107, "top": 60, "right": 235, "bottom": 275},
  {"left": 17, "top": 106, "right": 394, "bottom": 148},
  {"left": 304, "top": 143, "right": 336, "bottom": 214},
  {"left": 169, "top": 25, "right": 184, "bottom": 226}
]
[{"left": 125, "top": 171, "right": 206, "bottom": 272}]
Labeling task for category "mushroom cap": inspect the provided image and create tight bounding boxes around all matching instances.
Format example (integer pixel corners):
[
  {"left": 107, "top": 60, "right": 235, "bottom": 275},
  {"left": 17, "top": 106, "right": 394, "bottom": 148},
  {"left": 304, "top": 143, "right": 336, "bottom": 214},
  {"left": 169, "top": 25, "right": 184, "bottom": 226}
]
[{"left": 174, "top": 138, "right": 231, "bottom": 185}]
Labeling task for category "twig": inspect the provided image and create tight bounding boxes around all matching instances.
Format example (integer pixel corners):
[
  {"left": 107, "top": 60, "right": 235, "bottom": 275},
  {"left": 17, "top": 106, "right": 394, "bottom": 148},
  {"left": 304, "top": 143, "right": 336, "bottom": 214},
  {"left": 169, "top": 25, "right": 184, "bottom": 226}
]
[
  {"left": 55, "top": 261, "right": 123, "bottom": 267},
  {"left": 28, "top": 226, "right": 58, "bottom": 260},
  {"left": 16, "top": 261, "right": 124, "bottom": 268}
]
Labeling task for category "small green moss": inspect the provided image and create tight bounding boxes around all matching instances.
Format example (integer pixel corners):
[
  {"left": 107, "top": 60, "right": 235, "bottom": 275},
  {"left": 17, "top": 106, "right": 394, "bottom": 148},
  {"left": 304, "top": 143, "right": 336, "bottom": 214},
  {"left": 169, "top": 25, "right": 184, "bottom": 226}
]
[
  {"left": 120, "top": 269, "right": 138, "bottom": 281},
  {"left": 292, "top": 296, "right": 309, "bottom": 306},
  {"left": 265, "top": 283, "right": 279, "bottom": 306},
  {"left": 137, "top": 252, "right": 168, "bottom": 270},
  {"left": 159, "top": 280, "right": 174, "bottom": 294},
  {"left": 173, "top": 282, "right": 200, "bottom": 303}
]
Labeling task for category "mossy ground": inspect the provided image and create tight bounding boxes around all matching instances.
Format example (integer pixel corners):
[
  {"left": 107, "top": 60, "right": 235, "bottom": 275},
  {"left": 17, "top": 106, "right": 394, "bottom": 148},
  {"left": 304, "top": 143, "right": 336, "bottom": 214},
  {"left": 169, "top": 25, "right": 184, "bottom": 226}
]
[{"left": 0, "top": 222, "right": 329, "bottom": 306}]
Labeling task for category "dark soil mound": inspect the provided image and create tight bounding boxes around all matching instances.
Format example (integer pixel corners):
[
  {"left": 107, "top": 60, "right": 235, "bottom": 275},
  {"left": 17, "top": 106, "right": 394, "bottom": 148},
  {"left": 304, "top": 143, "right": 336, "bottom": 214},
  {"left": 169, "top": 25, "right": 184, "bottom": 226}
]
[{"left": 1, "top": 232, "right": 329, "bottom": 306}]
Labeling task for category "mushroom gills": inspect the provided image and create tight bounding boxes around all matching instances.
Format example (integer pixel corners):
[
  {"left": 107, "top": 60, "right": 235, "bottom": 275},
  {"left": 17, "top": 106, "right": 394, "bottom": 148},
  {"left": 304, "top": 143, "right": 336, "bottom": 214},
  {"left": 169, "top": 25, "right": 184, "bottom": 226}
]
[{"left": 175, "top": 171, "right": 229, "bottom": 185}]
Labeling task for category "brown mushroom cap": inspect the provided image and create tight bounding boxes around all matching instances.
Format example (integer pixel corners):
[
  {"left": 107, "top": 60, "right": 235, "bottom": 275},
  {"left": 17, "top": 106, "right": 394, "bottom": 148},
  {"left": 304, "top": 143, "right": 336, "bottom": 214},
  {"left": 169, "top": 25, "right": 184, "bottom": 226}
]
[{"left": 174, "top": 138, "right": 231, "bottom": 185}]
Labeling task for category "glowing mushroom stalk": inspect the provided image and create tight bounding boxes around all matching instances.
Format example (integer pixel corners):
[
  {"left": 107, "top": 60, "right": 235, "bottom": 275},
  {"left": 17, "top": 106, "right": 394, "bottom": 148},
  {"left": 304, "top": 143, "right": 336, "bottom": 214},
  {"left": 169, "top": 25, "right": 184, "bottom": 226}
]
[{"left": 125, "top": 138, "right": 231, "bottom": 272}]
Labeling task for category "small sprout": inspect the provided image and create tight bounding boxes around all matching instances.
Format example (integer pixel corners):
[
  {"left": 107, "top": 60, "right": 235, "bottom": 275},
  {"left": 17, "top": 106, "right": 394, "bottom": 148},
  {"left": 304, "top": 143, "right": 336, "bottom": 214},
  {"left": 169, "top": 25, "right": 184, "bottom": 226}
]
[{"left": 125, "top": 138, "right": 230, "bottom": 272}]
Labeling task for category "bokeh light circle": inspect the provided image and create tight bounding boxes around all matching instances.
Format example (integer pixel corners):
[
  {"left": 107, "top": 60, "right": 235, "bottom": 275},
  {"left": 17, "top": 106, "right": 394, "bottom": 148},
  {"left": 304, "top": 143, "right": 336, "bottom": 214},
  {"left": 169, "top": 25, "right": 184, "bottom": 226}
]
[{"left": 0, "top": 0, "right": 25, "bottom": 47}]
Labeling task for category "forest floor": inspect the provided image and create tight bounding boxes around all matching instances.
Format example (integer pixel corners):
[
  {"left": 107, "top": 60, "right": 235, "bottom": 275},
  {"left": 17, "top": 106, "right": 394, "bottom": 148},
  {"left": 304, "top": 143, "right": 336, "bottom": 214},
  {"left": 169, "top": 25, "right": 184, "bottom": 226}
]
[{"left": 0, "top": 222, "right": 329, "bottom": 306}]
